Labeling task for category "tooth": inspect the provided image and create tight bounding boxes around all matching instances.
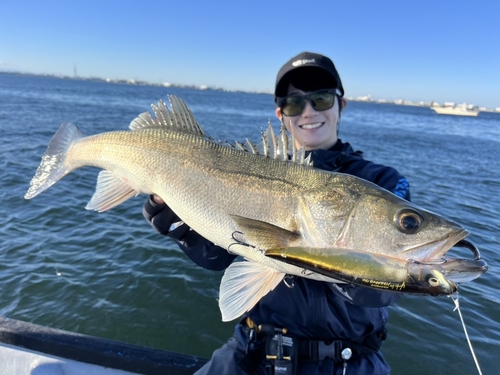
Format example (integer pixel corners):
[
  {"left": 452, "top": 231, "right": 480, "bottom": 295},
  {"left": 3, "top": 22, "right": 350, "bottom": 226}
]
[{"left": 301, "top": 123, "right": 321, "bottom": 129}]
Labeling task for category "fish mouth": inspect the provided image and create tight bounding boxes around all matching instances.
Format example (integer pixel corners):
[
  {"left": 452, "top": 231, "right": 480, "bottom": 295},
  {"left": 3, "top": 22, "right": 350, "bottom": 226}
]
[
  {"left": 453, "top": 239, "right": 482, "bottom": 260},
  {"left": 412, "top": 239, "right": 487, "bottom": 283},
  {"left": 401, "top": 229, "right": 469, "bottom": 260},
  {"left": 299, "top": 122, "right": 323, "bottom": 130}
]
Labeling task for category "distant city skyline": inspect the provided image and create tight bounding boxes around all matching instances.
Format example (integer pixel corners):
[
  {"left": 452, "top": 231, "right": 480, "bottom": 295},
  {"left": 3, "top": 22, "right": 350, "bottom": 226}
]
[
  {"left": 1, "top": 1, "right": 498, "bottom": 108},
  {"left": 3, "top": 70, "right": 500, "bottom": 114}
]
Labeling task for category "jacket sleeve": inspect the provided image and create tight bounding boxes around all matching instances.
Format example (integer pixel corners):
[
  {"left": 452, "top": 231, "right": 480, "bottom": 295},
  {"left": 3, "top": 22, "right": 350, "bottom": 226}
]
[{"left": 143, "top": 196, "right": 236, "bottom": 271}]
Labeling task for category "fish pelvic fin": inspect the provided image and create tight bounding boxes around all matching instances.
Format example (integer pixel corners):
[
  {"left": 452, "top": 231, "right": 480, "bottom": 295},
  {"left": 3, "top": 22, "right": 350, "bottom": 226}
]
[
  {"left": 230, "top": 215, "right": 301, "bottom": 249},
  {"left": 219, "top": 260, "right": 285, "bottom": 322},
  {"left": 85, "top": 170, "right": 139, "bottom": 212},
  {"left": 129, "top": 96, "right": 205, "bottom": 136},
  {"left": 25, "top": 123, "right": 83, "bottom": 200}
]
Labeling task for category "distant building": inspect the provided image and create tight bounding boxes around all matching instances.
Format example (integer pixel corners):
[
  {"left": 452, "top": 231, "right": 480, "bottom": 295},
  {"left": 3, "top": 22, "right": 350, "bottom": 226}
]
[{"left": 356, "top": 94, "right": 371, "bottom": 102}]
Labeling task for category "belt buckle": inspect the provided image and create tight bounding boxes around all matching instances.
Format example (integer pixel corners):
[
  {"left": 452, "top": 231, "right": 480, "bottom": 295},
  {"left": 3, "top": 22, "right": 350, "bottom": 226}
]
[{"left": 317, "top": 340, "right": 352, "bottom": 362}]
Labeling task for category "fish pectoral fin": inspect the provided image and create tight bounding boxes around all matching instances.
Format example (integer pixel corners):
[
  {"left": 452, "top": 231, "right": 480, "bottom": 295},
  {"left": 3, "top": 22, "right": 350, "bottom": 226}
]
[
  {"left": 85, "top": 170, "right": 138, "bottom": 212},
  {"left": 230, "top": 215, "right": 300, "bottom": 249},
  {"left": 219, "top": 261, "right": 285, "bottom": 322}
]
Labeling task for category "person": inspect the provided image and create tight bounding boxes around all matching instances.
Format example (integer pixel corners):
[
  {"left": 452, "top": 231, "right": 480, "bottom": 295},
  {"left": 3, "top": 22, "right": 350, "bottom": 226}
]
[{"left": 143, "top": 51, "right": 411, "bottom": 375}]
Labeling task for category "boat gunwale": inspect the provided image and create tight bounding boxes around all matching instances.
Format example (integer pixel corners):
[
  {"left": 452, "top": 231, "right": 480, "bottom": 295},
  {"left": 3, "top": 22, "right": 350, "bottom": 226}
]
[{"left": 0, "top": 316, "right": 207, "bottom": 375}]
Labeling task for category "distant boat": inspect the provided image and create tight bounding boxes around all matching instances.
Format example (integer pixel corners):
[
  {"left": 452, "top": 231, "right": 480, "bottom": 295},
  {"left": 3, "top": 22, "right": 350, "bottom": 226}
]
[{"left": 430, "top": 103, "right": 480, "bottom": 117}]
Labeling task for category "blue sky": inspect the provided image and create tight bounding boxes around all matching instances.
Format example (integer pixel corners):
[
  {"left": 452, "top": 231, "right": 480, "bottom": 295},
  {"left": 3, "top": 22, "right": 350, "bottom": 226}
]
[{"left": 1, "top": 1, "right": 499, "bottom": 108}]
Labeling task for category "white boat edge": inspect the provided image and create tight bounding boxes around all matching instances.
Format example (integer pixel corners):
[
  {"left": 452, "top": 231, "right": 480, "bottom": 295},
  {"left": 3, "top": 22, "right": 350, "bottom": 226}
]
[
  {"left": 0, "top": 342, "right": 139, "bottom": 375},
  {"left": 0, "top": 316, "right": 207, "bottom": 375}
]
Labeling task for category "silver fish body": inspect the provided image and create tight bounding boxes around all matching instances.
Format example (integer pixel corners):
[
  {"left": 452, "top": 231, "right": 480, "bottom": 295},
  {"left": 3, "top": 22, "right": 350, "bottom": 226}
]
[{"left": 25, "top": 97, "right": 475, "bottom": 321}]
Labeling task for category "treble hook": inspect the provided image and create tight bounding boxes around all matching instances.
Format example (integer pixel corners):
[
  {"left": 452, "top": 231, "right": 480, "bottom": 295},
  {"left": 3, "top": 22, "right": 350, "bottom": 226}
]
[
  {"left": 283, "top": 275, "right": 296, "bottom": 288},
  {"left": 228, "top": 231, "right": 256, "bottom": 255}
]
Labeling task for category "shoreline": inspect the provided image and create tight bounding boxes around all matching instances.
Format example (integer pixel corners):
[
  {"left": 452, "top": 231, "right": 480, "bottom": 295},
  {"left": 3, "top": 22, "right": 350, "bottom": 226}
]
[{"left": 2, "top": 70, "right": 499, "bottom": 113}]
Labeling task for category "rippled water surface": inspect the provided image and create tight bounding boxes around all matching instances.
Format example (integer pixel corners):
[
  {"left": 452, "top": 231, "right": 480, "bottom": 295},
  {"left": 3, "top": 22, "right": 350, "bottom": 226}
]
[{"left": 1, "top": 73, "right": 499, "bottom": 374}]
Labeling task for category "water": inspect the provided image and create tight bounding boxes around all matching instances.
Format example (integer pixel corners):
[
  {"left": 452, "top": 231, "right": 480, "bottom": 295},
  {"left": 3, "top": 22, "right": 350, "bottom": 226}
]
[{"left": 1, "top": 73, "right": 499, "bottom": 374}]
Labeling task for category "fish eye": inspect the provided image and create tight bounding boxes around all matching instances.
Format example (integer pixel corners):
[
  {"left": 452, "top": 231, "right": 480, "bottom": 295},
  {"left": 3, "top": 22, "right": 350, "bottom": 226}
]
[{"left": 394, "top": 209, "right": 424, "bottom": 234}]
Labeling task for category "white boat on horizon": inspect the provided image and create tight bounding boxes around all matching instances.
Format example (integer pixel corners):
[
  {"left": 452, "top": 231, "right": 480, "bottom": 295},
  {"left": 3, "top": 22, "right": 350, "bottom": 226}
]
[{"left": 430, "top": 102, "right": 480, "bottom": 117}]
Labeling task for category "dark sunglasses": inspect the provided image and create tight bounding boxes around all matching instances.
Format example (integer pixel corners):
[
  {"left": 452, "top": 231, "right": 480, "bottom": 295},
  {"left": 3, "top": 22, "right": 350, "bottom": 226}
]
[{"left": 278, "top": 89, "right": 341, "bottom": 117}]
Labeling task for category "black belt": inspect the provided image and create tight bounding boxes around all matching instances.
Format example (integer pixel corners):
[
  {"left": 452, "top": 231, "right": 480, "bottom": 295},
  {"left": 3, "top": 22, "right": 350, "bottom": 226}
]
[
  {"left": 298, "top": 337, "right": 377, "bottom": 362},
  {"left": 243, "top": 318, "right": 386, "bottom": 362},
  {"left": 239, "top": 319, "right": 387, "bottom": 375}
]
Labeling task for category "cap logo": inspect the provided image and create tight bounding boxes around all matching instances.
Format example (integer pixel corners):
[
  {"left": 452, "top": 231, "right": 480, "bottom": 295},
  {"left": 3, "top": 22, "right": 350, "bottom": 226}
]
[{"left": 292, "top": 58, "right": 315, "bottom": 67}]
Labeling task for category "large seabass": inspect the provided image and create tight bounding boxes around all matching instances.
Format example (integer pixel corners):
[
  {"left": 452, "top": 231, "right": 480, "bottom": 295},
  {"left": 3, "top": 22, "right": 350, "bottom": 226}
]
[{"left": 25, "top": 96, "right": 478, "bottom": 321}]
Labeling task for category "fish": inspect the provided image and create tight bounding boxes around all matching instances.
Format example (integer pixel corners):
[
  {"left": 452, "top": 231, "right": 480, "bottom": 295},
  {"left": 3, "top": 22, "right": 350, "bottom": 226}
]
[{"left": 25, "top": 96, "right": 475, "bottom": 321}]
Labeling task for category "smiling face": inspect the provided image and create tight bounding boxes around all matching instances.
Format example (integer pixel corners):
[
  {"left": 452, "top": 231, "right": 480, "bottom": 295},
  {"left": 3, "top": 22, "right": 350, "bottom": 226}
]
[{"left": 276, "top": 84, "right": 347, "bottom": 151}]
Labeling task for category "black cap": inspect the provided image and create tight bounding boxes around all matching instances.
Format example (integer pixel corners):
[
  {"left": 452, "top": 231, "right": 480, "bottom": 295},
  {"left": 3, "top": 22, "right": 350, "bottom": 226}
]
[{"left": 274, "top": 52, "right": 344, "bottom": 100}]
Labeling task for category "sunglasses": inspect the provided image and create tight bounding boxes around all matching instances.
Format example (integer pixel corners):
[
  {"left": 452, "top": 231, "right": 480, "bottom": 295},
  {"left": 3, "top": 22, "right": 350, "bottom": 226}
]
[{"left": 278, "top": 89, "right": 340, "bottom": 117}]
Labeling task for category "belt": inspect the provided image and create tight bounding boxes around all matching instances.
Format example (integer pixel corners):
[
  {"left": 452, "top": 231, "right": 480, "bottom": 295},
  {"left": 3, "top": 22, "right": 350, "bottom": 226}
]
[
  {"left": 244, "top": 317, "right": 386, "bottom": 362},
  {"left": 299, "top": 340, "right": 353, "bottom": 362}
]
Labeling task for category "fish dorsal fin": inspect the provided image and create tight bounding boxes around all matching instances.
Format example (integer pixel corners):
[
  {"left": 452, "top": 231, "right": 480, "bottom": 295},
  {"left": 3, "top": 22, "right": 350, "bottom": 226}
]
[
  {"left": 277, "top": 122, "right": 289, "bottom": 161},
  {"left": 228, "top": 122, "right": 313, "bottom": 167},
  {"left": 130, "top": 96, "right": 312, "bottom": 167},
  {"left": 219, "top": 260, "right": 285, "bottom": 321},
  {"left": 129, "top": 96, "right": 205, "bottom": 136},
  {"left": 243, "top": 138, "right": 258, "bottom": 154},
  {"left": 285, "top": 119, "right": 312, "bottom": 166},
  {"left": 265, "top": 121, "right": 277, "bottom": 158}
]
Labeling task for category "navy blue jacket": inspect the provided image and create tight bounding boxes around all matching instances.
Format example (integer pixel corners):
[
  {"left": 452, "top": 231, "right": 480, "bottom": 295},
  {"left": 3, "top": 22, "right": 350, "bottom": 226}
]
[{"left": 143, "top": 139, "right": 411, "bottom": 374}]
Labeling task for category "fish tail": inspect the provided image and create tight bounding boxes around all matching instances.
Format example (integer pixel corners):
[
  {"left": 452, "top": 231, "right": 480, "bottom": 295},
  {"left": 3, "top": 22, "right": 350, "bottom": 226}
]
[{"left": 25, "top": 123, "right": 83, "bottom": 199}]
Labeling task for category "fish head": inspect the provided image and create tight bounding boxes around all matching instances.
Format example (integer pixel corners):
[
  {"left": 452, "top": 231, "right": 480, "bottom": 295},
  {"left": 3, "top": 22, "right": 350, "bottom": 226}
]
[
  {"left": 336, "top": 188, "right": 469, "bottom": 261},
  {"left": 301, "top": 176, "right": 470, "bottom": 261}
]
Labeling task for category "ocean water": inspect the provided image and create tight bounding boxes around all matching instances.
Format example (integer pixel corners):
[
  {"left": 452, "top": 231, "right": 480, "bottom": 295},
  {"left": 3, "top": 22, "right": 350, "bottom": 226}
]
[{"left": 0, "top": 72, "right": 499, "bottom": 374}]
